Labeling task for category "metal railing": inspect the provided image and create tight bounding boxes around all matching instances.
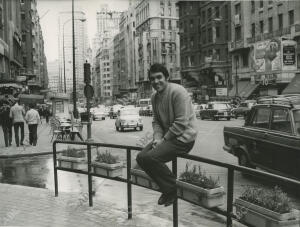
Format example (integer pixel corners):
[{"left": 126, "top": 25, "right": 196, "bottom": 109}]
[{"left": 53, "top": 140, "right": 300, "bottom": 227}]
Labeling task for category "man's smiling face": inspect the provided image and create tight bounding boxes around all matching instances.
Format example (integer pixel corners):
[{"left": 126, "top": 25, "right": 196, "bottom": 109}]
[{"left": 149, "top": 72, "right": 168, "bottom": 93}]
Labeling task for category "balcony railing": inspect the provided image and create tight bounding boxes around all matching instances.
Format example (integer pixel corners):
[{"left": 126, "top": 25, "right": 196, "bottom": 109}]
[{"left": 53, "top": 140, "right": 300, "bottom": 227}]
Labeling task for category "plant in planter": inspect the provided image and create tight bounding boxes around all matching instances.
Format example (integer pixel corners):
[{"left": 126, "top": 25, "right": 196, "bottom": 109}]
[
  {"left": 57, "top": 147, "right": 87, "bottom": 170},
  {"left": 235, "top": 186, "right": 299, "bottom": 227},
  {"left": 92, "top": 150, "right": 123, "bottom": 178},
  {"left": 130, "top": 166, "right": 159, "bottom": 191},
  {"left": 176, "top": 164, "right": 225, "bottom": 208}
]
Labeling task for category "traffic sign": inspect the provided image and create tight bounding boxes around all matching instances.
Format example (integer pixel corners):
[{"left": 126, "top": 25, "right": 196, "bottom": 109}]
[{"left": 84, "top": 85, "right": 94, "bottom": 99}]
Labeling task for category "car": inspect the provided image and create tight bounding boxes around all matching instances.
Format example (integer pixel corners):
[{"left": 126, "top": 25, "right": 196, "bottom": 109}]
[
  {"left": 139, "top": 106, "right": 147, "bottom": 116},
  {"left": 115, "top": 108, "right": 143, "bottom": 131},
  {"left": 231, "top": 100, "right": 256, "bottom": 119},
  {"left": 92, "top": 108, "right": 106, "bottom": 120},
  {"left": 223, "top": 94, "right": 300, "bottom": 179},
  {"left": 109, "top": 105, "right": 123, "bottom": 119},
  {"left": 200, "top": 102, "right": 233, "bottom": 120}
]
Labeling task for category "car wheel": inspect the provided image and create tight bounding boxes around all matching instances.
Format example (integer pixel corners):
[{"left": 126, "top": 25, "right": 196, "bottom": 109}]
[
  {"left": 140, "top": 126, "right": 143, "bottom": 131},
  {"left": 238, "top": 152, "right": 254, "bottom": 177},
  {"left": 102, "top": 117, "right": 105, "bottom": 120}
]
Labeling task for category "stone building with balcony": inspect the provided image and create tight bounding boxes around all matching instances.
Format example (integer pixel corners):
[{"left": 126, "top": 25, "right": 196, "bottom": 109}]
[
  {"left": 0, "top": 0, "right": 23, "bottom": 84},
  {"left": 229, "top": 0, "right": 300, "bottom": 98},
  {"left": 177, "top": 1, "right": 231, "bottom": 103},
  {"left": 135, "top": 0, "right": 181, "bottom": 99}
]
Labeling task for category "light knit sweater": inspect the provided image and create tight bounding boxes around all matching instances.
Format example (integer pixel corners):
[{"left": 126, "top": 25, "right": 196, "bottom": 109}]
[
  {"left": 151, "top": 82, "right": 198, "bottom": 143},
  {"left": 25, "top": 108, "right": 40, "bottom": 125}
]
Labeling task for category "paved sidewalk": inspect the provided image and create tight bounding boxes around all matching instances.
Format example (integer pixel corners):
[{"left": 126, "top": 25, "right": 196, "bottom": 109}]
[{"left": 0, "top": 121, "right": 74, "bottom": 158}]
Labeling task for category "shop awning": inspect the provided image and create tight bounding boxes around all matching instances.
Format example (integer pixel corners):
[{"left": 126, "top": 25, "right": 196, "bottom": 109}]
[
  {"left": 282, "top": 74, "right": 300, "bottom": 94},
  {"left": 229, "top": 81, "right": 259, "bottom": 98},
  {"left": 19, "top": 94, "right": 44, "bottom": 104}
]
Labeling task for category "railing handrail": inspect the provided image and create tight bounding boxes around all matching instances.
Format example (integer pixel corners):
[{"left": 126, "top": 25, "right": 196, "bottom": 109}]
[{"left": 53, "top": 140, "right": 300, "bottom": 227}]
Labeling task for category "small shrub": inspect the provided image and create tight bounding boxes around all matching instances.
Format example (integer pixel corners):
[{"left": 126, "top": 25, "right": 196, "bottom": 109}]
[
  {"left": 62, "top": 147, "right": 85, "bottom": 158},
  {"left": 240, "top": 186, "right": 292, "bottom": 214},
  {"left": 95, "top": 150, "right": 118, "bottom": 164},
  {"left": 179, "top": 163, "right": 220, "bottom": 189}
]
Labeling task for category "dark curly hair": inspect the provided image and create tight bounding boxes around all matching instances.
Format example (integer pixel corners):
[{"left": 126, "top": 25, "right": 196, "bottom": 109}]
[{"left": 148, "top": 63, "right": 169, "bottom": 80}]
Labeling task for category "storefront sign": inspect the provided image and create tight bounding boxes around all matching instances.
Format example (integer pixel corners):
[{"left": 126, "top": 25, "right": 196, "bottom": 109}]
[
  {"left": 216, "top": 88, "right": 227, "bottom": 96},
  {"left": 16, "top": 76, "right": 27, "bottom": 82},
  {"left": 282, "top": 40, "right": 297, "bottom": 71}
]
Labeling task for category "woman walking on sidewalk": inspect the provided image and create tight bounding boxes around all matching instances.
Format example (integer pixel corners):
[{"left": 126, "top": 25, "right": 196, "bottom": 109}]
[{"left": 25, "top": 103, "right": 41, "bottom": 146}]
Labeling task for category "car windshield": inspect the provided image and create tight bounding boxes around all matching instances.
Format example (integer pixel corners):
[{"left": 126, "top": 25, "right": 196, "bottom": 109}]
[
  {"left": 120, "top": 109, "right": 138, "bottom": 115},
  {"left": 213, "top": 103, "right": 229, "bottom": 110},
  {"left": 293, "top": 110, "right": 300, "bottom": 136}
]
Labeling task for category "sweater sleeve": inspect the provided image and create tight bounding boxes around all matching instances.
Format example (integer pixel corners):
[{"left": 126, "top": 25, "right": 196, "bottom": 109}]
[
  {"left": 151, "top": 94, "right": 164, "bottom": 140},
  {"left": 164, "top": 88, "right": 190, "bottom": 140}
]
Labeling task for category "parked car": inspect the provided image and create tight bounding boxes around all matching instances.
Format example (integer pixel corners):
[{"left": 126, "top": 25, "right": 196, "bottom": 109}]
[
  {"left": 223, "top": 94, "right": 300, "bottom": 179},
  {"left": 231, "top": 100, "right": 256, "bottom": 119},
  {"left": 115, "top": 108, "right": 143, "bottom": 131},
  {"left": 200, "top": 102, "right": 233, "bottom": 120},
  {"left": 193, "top": 104, "right": 206, "bottom": 118},
  {"left": 92, "top": 108, "right": 106, "bottom": 120}
]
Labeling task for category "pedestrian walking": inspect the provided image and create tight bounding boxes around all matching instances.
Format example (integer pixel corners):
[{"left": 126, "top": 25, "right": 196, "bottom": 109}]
[
  {"left": 44, "top": 107, "right": 51, "bottom": 124},
  {"left": 136, "top": 63, "right": 198, "bottom": 207},
  {"left": 0, "top": 100, "right": 13, "bottom": 147},
  {"left": 9, "top": 99, "right": 25, "bottom": 147},
  {"left": 25, "top": 103, "right": 41, "bottom": 146}
]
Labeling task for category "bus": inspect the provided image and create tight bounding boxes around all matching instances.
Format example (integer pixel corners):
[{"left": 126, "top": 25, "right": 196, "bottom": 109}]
[{"left": 138, "top": 98, "right": 151, "bottom": 107}]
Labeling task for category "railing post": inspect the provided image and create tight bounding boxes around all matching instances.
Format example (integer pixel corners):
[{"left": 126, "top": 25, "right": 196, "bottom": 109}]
[
  {"left": 172, "top": 158, "right": 178, "bottom": 227},
  {"left": 53, "top": 141, "right": 58, "bottom": 197},
  {"left": 127, "top": 148, "right": 132, "bottom": 219},
  {"left": 87, "top": 143, "right": 93, "bottom": 206},
  {"left": 227, "top": 167, "right": 234, "bottom": 227}
]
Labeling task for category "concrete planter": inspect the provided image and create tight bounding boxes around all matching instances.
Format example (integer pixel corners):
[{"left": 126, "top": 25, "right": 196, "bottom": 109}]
[
  {"left": 176, "top": 180, "right": 225, "bottom": 208},
  {"left": 57, "top": 155, "right": 87, "bottom": 171},
  {"left": 235, "top": 198, "right": 300, "bottom": 227},
  {"left": 92, "top": 161, "right": 123, "bottom": 178},
  {"left": 130, "top": 169, "right": 159, "bottom": 190}
]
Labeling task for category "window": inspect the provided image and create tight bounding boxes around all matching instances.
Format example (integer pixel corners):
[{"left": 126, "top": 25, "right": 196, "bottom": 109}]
[
  {"left": 215, "top": 6, "right": 219, "bottom": 18},
  {"left": 268, "top": 17, "right": 273, "bottom": 33},
  {"left": 161, "top": 19, "right": 165, "bottom": 29},
  {"left": 215, "top": 49, "right": 220, "bottom": 60},
  {"left": 208, "top": 27, "right": 212, "bottom": 42},
  {"left": 293, "top": 110, "right": 300, "bottom": 136},
  {"left": 250, "top": 108, "right": 271, "bottom": 129},
  {"left": 190, "top": 19, "right": 193, "bottom": 29},
  {"left": 21, "top": 13, "right": 25, "bottom": 20},
  {"left": 260, "top": 20, "right": 264, "bottom": 33},
  {"left": 235, "top": 26, "right": 241, "bottom": 41},
  {"left": 289, "top": 10, "right": 294, "bottom": 25},
  {"left": 169, "top": 20, "right": 172, "bottom": 29},
  {"left": 242, "top": 52, "right": 248, "bottom": 67},
  {"left": 225, "top": 25, "right": 229, "bottom": 40},
  {"left": 224, "top": 5, "right": 228, "bottom": 19},
  {"left": 235, "top": 3, "right": 241, "bottom": 15},
  {"left": 202, "top": 10, "right": 206, "bottom": 22},
  {"left": 208, "top": 8, "right": 212, "bottom": 19},
  {"left": 161, "top": 7, "right": 164, "bottom": 16},
  {"left": 234, "top": 55, "right": 239, "bottom": 69},
  {"left": 251, "top": 23, "right": 255, "bottom": 38},
  {"left": 216, "top": 26, "right": 220, "bottom": 38},
  {"left": 270, "top": 109, "right": 291, "bottom": 133},
  {"left": 251, "top": 1, "right": 255, "bottom": 13},
  {"left": 278, "top": 14, "right": 283, "bottom": 30},
  {"left": 260, "top": 0, "right": 263, "bottom": 8}
]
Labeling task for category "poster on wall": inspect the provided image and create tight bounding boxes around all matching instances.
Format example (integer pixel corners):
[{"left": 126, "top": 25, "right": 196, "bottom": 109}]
[
  {"left": 55, "top": 101, "right": 64, "bottom": 113},
  {"left": 282, "top": 40, "right": 297, "bottom": 71},
  {"left": 252, "top": 38, "right": 281, "bottom": 73}
]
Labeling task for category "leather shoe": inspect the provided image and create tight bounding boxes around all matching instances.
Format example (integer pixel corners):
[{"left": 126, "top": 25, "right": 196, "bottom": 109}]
[
  {"left": 163, "top": 192, "right": 177, "bottom": 207},
  {"left": 158, "top": 193, "right": 168, "bottom": 205}
]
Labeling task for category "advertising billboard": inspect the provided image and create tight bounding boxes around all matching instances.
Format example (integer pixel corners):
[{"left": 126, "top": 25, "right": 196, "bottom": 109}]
[
  {"left": 282, "top": 40, "right": 297, "bottom": 71},
  {"left": 253, "top": 38, "right": 281, "bottom": 73}
]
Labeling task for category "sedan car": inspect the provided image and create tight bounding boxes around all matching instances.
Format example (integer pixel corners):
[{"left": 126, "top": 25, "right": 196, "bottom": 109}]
[
  {"left": 115, "top": 108, "right": 143, "bottom": 131},
  {"left": 231, "top": 100, "right": 256, "bottom": 119},
  {"left": 92, "top": 109, "right": 106, "bottom": 120},
  {"left": 200, "top": 102, "right": 233, "bottom": 120}
]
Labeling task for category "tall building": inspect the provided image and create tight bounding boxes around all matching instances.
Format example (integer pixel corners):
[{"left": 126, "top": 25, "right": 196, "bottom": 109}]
[
  {"left": 21, "top": 0, "right": 48, "bottom": 94},
  {"left": 230, "top": 0, "right": 300, "bottom": 98},
  {"left": 177, "top": 1, "right": 231, "bottom": 102},
  {"left": 0, "top": 0, "right": 22, "bottom": 82},
  {"left": 58, "top": 11, "right": 88, "bottom": 98},
  {"left": 135, "top": 0, "right": 181, "bottom": 99},
  {"left": 47, "top": 60, "right": 59, "bottom": 93}
]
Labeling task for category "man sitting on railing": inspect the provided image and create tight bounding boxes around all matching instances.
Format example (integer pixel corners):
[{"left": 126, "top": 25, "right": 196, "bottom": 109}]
[{"left": 136, "top": 63, "right": 198, "bottom": 207}]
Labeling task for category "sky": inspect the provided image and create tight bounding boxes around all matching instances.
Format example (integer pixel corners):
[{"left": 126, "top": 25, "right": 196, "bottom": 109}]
[{"left": 36, "top": 0, "right": 130, "bottom": 62}]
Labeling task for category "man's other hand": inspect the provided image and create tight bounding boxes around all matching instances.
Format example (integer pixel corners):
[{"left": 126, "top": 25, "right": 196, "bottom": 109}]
[{"left": 152, "top": 138, "right": 164, "bottom": 148}]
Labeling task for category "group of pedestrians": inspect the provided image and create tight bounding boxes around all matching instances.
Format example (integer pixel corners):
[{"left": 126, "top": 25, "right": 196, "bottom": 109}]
[{"left": 0, "top": 96, "right": 41, "bottom": 147}]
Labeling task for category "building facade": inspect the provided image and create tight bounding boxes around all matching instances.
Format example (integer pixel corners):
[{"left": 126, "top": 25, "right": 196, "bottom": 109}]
[
  {"left": 47, "top": 59, "right": 59, "bottom": 93},
  {"left": 230, "top": 0, "right": 300, "bottom": 98},
  {"left": 178, "top": 1, "right": 231, "bottom": 103},
  {"left": 135, "top": 0, "right": 181, "bottom": 99},
  {"left": 58, "top": 11, "right": 88, "bottom": 99}
]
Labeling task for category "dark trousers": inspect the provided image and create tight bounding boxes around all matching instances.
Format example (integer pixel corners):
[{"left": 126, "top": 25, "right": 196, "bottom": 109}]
[
  {"left": 2, "top": 124, "right": 12, "bottom": 147},
  {"left": 28, "top": 124, "right": 38, "bottom": 146},
  {"left": 13, "top": 122, "right": 24, "bottom": 146},
  {"left": 136, "top": 138, "right": 195, "bottom": 194}
]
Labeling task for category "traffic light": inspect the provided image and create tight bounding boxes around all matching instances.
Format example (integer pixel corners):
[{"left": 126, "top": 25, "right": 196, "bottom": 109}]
[{"left": 84, "top": 61, "right": 91, "bottom": 84}]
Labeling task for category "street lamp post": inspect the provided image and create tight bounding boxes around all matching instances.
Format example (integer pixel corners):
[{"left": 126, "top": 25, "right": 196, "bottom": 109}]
[{"left": 62, "top": 18, "right": 86, "bottom": 93}]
